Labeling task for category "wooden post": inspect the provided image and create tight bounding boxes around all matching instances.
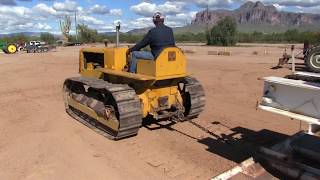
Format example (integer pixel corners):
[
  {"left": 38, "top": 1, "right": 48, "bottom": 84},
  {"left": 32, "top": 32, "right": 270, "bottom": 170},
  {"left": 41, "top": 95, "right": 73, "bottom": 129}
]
[{"left": 291, "top": 45, "right": 295, "bottom": 74}]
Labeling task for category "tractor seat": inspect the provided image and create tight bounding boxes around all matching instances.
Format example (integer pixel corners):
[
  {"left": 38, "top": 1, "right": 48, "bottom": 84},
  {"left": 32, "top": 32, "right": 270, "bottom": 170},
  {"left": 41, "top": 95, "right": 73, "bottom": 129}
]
[{"left": 136, "top": 47, "right": 186, "bottom": 78}]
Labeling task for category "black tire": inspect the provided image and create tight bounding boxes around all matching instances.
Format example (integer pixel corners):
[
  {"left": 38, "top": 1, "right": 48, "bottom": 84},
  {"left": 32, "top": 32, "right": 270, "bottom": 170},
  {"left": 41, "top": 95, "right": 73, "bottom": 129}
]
[
  {"left": 305, "top": 47, "right": 320, "bottom": 73},
  {"left": 17, "top": 46, "right": 24, "bottom": 52}
]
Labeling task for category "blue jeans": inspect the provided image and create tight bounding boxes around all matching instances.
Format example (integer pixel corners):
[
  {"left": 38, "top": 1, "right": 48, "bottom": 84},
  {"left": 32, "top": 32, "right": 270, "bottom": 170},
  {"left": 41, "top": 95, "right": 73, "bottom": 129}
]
[{"left": 129, "top": 51, "right": 154, "bottom": 73}]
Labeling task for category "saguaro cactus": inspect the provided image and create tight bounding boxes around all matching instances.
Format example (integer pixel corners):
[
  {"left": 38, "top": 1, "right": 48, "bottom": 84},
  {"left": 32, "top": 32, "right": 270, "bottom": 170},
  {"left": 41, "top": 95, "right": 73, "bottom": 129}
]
[{"left": 60, "top": 15, "right": 71, "bottom": 42}]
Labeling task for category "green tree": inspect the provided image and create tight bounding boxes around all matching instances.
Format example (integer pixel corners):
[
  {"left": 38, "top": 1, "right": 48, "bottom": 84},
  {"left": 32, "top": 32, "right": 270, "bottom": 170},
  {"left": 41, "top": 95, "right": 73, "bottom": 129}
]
[
  {"left": 284, "top": 29, "right": 299, "bottom": 42},
  {"left": 40, "top": 33, "right": 55, "bottom": 44},
  {"left": 77, "top": 24, "right": 99, "bottom": 43},
  {"left": 207, "top": 16, "right": 237, "bottom": 46},
  {"left": 174, "top": 32, "right": 206, "bottom": 42}
]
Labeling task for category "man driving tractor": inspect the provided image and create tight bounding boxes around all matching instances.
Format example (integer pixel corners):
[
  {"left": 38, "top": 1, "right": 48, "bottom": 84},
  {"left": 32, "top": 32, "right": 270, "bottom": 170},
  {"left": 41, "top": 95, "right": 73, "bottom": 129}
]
[{"left": 126, "top": 12, "right": 175, "bottom": 73}]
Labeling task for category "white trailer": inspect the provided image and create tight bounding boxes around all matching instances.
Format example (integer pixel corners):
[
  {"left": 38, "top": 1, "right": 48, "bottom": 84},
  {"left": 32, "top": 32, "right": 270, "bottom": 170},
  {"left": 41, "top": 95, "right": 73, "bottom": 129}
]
[
  {"left": 255, "top": 71, "right": 320, "bottom": 179},
  {"left": 259, "top": 72, "right": 320, "bottom": 135},
  {"left": 212, "top": 71, "right": 320, "bottom": 180}
]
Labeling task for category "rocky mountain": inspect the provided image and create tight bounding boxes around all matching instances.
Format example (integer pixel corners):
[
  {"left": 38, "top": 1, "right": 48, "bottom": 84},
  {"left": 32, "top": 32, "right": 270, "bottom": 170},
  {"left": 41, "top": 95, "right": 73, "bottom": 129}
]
[
  {"left": 0, "top": 32, "right": 43, "bottom": 38},
  {"left": 192, "top": 1, "right": 320, "bottom": 32},
  {"left": 127, "top": 27, "right": 151, "bottom": 35}
]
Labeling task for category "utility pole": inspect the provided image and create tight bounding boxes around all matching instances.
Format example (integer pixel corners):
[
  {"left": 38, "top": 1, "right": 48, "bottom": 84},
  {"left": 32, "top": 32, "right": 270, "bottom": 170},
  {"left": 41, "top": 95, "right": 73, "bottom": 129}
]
[
  {"left": 75, "top": 11, "right": 77, "bottom": 41},
  {"left": 206, "top": 3, "right": 209, "bottom": 33},
  {"left": 206, "top": 1, "right": 210, "bottom": 44}
]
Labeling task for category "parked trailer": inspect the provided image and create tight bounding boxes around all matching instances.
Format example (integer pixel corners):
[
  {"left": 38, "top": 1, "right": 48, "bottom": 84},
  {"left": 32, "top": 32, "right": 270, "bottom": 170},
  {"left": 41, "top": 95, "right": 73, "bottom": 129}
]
[
  {"left": 212, "top": 132, "right": 320, "bottom": 179},
  {"left": 212, "top": 71, "right": 320, "bottom": 179},
  {"left": 257, "top": 72, "right": 320, "bottom": 179},
  {"left": 259, "top": 73, "right": 320, "bottom": 134}
]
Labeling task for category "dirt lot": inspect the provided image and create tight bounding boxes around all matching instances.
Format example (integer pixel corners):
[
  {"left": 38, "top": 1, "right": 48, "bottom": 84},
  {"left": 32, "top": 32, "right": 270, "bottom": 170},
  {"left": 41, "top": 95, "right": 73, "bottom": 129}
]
[{"left": 0, "top": 44, "right": 307, "bottom": 180}]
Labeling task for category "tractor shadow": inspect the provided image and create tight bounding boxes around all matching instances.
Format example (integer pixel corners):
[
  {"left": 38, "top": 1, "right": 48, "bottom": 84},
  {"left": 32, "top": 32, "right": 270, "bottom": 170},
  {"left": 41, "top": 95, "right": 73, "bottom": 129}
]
[
  {"left": 143, "top": 119, "right": 288, "bottom": 164},
  {"left": 197, "top": 124, "right": 288, "bottom": 163},
  {"left": 142, "top": 117, "right": 199, "bottom": 140}
]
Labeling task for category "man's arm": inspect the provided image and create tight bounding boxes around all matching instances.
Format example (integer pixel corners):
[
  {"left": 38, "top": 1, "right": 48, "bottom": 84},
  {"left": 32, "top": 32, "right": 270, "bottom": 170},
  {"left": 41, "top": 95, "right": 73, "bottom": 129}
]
[{"left": 129, "top": 30, "right": 152, "bottom": 52}]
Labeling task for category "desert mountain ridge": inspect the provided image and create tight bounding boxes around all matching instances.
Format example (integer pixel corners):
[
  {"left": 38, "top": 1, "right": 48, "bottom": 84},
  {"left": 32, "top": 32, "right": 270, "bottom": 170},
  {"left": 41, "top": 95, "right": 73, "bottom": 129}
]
[
  {"left": 192, "top": 1, "right": 320, "bottom": 32},
  {"left": 129, "top": 1, "right": 320, "bottom": 35}
]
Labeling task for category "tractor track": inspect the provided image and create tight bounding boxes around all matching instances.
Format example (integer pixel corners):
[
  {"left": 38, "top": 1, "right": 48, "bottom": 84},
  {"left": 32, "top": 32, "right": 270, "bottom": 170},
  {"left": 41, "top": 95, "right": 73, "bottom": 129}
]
[
  {"left": 183, "top": 77, "right": 206, "bottom": 120},
  {"left": 63, "top": 76, "right": 205, "bottom": 140},
  {"left": 63, "top": 77, "right": 143, "bottom": 140}
]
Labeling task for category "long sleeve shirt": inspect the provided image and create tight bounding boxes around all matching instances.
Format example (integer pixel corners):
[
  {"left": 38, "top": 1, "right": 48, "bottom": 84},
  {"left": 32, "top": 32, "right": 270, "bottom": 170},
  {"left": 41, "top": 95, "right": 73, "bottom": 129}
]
[{"left": 129, "top": 24, "right": 175, "bottom": 58}]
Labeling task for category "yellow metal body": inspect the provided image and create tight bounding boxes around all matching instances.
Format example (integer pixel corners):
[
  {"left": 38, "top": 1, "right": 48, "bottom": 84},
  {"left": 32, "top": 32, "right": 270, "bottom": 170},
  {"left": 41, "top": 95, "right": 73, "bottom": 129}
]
[
  {"left": 138, "top": 86, "right": 183, "bottom": 117},
  {"left": 137, "top": 47, "right": 186, "bottom": 77},
  {"left": 79, "top": 47, "right": 128, "bottom": 78},
  {"left": 79, "top": 46, "right": 187, "bottom": 118}
]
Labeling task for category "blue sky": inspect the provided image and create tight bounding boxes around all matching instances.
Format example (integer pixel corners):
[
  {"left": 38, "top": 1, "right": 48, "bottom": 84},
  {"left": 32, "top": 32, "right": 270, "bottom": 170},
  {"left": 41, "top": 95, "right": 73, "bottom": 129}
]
[{"left": 0, "top": 0, "right": 320, "bottom": 34}]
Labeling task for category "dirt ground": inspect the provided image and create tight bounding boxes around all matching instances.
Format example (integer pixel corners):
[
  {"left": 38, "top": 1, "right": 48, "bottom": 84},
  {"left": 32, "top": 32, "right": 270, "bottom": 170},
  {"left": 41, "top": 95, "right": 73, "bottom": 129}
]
[{"left": 0, "top": 44, "right": 307, "bottom": 180}]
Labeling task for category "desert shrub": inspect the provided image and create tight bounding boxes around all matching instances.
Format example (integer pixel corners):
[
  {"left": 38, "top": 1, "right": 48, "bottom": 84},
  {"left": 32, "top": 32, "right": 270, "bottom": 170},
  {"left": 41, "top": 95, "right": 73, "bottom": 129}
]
[
  {"left": 77, "top": 24, "right": 99, "bottom": 43},
  {"left": 40, "top": 33, "right": 56, "bottom": 44}
]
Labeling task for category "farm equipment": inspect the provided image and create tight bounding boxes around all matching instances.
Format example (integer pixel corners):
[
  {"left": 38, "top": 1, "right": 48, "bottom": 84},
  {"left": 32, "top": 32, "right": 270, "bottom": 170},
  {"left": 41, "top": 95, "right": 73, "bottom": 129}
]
[
  {"left": 63, "top": 28, "right": 205, "bottom": 140},
  {"left": 25, "top": 41, "right": 54, "bottom": 53},
  {"left": 304, "top": 44, "right": 320, "bottom": 72},
  {"left": 0, "top": 41, "right": 17, "bottom": 54},
  {"left": 277, "top": 42, "right": 320, "bottom": 73}
]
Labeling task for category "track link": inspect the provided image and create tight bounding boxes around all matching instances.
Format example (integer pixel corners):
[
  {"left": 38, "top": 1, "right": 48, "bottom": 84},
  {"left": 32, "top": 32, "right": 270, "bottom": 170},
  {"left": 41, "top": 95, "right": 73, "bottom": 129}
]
[
  {"left": 183, "top": 77, "right": 206, "bottom": 120},
  {"left": 63, "top": 77, "right": 143, "bottom": 140}
]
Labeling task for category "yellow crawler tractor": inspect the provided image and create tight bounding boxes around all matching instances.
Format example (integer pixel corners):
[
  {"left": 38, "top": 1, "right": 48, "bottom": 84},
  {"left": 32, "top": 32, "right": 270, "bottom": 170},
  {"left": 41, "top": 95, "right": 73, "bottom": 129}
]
[
  {"left": 63, "top": 26, "right": 205, "bottom": 140},
  {"left": 63, "top": 46, "right": 205, "bottom": 140}
]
